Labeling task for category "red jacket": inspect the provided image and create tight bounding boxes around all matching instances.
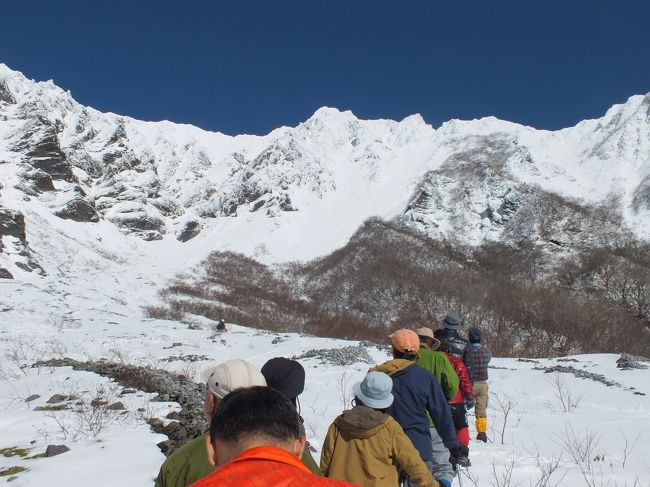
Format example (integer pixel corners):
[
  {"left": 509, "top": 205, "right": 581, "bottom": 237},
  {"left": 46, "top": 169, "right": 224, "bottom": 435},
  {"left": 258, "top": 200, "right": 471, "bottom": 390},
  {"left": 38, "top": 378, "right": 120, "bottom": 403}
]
[
  {"left": 190, "top": 446, "right": 358, "bottom": 487},
  {"left": 445, "top": 353, "right": 474, "bottom": 405}
]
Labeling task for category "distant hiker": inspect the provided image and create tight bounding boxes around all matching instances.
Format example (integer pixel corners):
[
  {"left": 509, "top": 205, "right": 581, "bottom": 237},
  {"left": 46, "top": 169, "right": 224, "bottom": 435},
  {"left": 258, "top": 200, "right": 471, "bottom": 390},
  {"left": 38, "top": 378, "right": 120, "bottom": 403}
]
[
  {"left": 415, "top": 327, "right": 467, "bottom": 477},
  {"left": 462, "top": 326, "right": 491, "bottom": 443},
  {"left": 216, "top": 319, "right": 226, "bottom": 332},
  {"left": 372, "top": 329, "right": 462, "bottom": 487},
  {"left": 438, "top": 341, "right": 474, "bottom": 462},
  {"left": 434, "top": 313, "right": 468, "bottom": 358},
  {"left": 261, "top": 357, "right": 322, "bottom": 475},
  {"left": 154, "top": 359, "right": 266, "bottom": 487},
  {"left": 190, "top": 386, "right": 356, "bottom": 487},
  {"left": 321, "top": 371, "right": 444, "bottom": 487}
]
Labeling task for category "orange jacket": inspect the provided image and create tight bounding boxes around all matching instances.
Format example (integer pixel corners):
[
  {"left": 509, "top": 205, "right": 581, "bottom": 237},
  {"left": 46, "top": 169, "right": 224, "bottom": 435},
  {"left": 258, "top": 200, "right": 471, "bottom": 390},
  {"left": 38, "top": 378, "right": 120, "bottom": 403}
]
[{"left": 189, "top": 446, "right": 358, "bottom": 487}]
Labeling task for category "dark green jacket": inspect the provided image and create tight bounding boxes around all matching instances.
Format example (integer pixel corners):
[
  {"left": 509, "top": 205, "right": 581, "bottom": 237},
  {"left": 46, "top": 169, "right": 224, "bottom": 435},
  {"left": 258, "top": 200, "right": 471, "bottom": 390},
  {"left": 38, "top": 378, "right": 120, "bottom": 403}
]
[
  {"left": 154, "top": 432, "right": 322, "bottom": 487},
  {"left": 154, "top": 433, "right": 213, "bottom": 487}
]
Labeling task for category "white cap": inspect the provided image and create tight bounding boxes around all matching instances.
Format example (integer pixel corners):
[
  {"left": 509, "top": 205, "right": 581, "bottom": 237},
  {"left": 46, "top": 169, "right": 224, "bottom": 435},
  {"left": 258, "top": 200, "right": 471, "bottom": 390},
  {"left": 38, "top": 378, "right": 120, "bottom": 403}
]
[{"left": 201, "top": 359, "right": 266, "bottom": 399}]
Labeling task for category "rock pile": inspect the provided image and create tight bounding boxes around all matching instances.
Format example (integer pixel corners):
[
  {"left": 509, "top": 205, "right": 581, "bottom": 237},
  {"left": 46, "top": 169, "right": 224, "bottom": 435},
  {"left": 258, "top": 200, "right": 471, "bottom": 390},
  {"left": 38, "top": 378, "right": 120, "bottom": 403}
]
[
  {"left": 34, "top": 358, "right": 208, "bottom": 456},
  {"left": 616, "top": 354, "right": 649, "bottom": 370},
  {"left": 294, "top": 344, "right": 373, "bottom": 366}
]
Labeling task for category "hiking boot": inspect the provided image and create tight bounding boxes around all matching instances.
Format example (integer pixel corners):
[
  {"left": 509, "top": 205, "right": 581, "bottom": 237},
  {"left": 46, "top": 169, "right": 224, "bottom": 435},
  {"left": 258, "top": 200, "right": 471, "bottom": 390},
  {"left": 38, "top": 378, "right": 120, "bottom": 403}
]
[
  {"left": 456, "top": 454, "right": 471, "bottom": 467},
  {"left": 476, "top": 432, "right": 488, "bottom": 442}
]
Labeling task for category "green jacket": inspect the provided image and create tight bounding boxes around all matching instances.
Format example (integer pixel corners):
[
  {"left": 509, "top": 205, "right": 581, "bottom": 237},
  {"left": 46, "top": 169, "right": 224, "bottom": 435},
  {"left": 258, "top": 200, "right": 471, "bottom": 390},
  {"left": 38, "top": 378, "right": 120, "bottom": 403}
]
[
  {"left": 154, "top": 432, "right": 322, "bottom": 487},
  {"left": 154, "top": 433, "right": 213, "bottom": 487},
  {"left": 416, "top": 347, "right": 459, "bottom": 402}
]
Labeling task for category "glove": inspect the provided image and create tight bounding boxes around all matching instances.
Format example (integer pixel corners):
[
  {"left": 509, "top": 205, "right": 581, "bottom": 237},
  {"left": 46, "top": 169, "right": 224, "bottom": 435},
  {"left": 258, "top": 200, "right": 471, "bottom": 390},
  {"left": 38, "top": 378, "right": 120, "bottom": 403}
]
[
  {"left": 437, "top": 479, "right": 452, "bottom": 487},
  {"left": 449, "top": 446, "right": 471, "bottom": 468},
  {"left": 465, "top": 397, "right": 475, "bottom": 410}
]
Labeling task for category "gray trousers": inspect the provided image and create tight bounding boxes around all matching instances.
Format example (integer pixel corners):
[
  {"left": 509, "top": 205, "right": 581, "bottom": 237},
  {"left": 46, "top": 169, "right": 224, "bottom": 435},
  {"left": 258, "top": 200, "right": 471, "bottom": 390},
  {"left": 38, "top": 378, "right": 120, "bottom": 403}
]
[{"left": 403, "top": 429, "right": 454, "bottom": 486}]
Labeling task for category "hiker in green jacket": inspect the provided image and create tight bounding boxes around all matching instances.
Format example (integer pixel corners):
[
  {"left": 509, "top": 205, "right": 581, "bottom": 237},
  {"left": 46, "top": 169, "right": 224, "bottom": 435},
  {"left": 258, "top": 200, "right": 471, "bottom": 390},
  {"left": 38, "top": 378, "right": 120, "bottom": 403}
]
[
  {"left": 415, "top": 327, "right": 459, "bottom": 401},
  {"left": 415, "top": 326, "right": 468, "bottom": 481},
  {"left": 154, "top": 359, "right": 267, "bottom": 487}
]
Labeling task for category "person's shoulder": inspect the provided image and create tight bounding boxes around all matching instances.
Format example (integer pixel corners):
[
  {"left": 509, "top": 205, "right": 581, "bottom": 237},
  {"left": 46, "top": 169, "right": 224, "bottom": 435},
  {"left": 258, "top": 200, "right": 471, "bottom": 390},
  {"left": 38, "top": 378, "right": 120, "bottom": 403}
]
[
  {"left": 165, "top": 433, "right": 208, "bottom": 464},
  {"left": 408, "top": 362, "right": 436, "bottom": 380}
]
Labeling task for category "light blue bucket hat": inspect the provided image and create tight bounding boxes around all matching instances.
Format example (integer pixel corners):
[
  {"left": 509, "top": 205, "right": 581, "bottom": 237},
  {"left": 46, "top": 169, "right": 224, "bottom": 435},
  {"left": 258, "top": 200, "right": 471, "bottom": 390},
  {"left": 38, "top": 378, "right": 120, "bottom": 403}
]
[{"left": 352, "top": 371, "right": 394, "bottom": 409}]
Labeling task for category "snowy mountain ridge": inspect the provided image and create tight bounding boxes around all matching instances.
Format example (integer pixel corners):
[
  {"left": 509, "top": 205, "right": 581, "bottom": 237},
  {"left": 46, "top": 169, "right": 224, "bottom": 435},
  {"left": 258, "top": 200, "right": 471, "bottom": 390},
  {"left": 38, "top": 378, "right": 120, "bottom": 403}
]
[{"left": 1, "top": 63, "right": 649, "bottom": 284}]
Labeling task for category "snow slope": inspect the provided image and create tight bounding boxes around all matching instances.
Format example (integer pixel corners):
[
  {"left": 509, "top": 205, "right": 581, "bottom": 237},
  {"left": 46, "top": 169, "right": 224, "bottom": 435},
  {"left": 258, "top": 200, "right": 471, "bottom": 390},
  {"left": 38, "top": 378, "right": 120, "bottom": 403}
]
[{"left": 1, "top": 295, "right": 649, "bottom": 486}]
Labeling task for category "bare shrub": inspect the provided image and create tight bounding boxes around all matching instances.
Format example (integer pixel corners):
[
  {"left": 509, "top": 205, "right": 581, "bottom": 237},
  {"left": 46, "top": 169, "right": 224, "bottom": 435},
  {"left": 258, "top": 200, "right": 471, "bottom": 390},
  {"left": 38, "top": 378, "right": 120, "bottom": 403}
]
[
  {"left": 489, "top": 455, "right": 522, "bottom": 487},
  {"left": 556, "top": 424, "right": 610, "bottom": 487},
  {"left": 146, "top": 218, "right": 650, "bottom": 356},
  {"left": 548, "top": 373, "right": 582, "bottom": 413},
  {"left": 493, "top": 391, "right": 518, "bottom": 445},
  {"left": 42, "top": 383, "right": 127, "bottom": 440}
]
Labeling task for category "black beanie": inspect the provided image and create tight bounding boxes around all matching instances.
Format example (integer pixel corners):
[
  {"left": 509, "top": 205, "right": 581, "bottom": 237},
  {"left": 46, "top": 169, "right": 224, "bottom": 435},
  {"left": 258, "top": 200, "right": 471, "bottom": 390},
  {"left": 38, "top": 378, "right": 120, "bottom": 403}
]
[
  {"left": 261, "top": 357, "right": 305, "bottom": 400},
  {"left": 468, "top": 326, "right": 482, "bottom": 343}
]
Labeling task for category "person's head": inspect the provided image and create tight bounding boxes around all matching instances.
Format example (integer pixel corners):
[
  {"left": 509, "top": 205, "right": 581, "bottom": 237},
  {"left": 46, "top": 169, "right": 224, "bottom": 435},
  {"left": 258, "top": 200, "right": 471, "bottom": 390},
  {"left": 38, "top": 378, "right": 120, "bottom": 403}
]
[
  {"left": 468, "top": 326, "right": 482, "bottom": 344},
  {"left": 437, "top": 340, "right": 451, "bottom": 353},
  {"left": 261, "top": 357, "right": 305, "bottom": 406},
  {"left": 202, "top": 359, "right": 266, "bottom": 419},
  {"left": 443, "top": 312, "right": 461, "bottom": 331},
  {"left": 416, "top": 326, "right": 441, "bottom": 350},
  {"left": 352, "top": 371, "right": 393, "bottom": 413},
  {"left": 390, "top": 329, "right": 420, "bottom": 361},
  {"left": 209, "top": 386, "right": 306, "bottom": 467}
]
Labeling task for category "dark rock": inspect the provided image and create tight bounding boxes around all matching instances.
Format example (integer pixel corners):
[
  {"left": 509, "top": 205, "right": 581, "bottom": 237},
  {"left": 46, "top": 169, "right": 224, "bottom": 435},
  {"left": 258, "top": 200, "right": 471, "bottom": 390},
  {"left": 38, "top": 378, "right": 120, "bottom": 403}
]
[
  {"left": 177, "top": 221, "right": 202, "bottom": 242},
  {"left": 45, "top": 445, "right": 70, "bottom": 457},
  {"left": 0, "top": 80, "right": 16, "bottom": 104},
  {"left": 617, "top": 354, "right": 649, "bottom": 370},
  {"left": 24, "top": 394, "right": 40, "bottom": 402},
  {"left": 166, "top": 411, "right": 182, "bottom": 421},
  {"left": 90, "top": 399, "right": 108, "bottom": 407},
  {"left": 54, "top": 197, "right": 100, "bottom": 223},
  {"left": 106, "top": 401, "right": 126, "bottom": 411},
  {"left": 46, "top": 394, "right": 67, "bottom": 404},
  {"left": 26, "top": 126, "right": 74, "bottom": 182},
  {"left": 175, "top": 426, "right": 188, "bottom": 442},
  {"left": 165, "top": 421, "right": 182, "bottom": 435},
  {"left": 23, "top": 169, "right": 54, "bottom": 192},
  {"left": 156, "top": 440, "right": 174, "bottom": 456},
  {"left": 0, "top": 268, "right": 13, "bottom": 279},
  {"left": 0, "top": 209, "right": 26, "bottom": 240},
  {"left": 120, "top": 388, "right": 136, "bottom": 395}
]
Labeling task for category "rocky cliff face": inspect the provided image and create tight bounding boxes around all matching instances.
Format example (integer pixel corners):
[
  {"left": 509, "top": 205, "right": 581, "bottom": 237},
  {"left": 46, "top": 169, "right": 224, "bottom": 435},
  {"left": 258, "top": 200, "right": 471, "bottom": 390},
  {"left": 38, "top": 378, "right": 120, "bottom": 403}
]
[{"left": 0, "top": 63, "right": 648, "bottom": 280}]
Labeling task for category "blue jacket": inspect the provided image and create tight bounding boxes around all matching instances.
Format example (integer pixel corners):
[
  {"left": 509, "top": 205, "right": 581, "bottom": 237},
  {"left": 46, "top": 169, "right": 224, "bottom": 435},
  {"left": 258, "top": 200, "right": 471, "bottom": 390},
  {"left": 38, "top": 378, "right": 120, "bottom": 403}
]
[{"left": 372, "top": 359, "right": 459, "bottom": 462}]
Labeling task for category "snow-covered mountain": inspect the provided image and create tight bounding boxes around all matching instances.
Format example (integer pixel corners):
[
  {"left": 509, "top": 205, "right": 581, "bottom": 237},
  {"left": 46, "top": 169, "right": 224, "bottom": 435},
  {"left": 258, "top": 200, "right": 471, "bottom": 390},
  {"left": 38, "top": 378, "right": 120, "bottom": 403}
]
[
  {"left": 1, "top": 64, "right": 650, "bottom": 487},
  {"left": 1, "top": 63, "right": 649, "bottom": 283}
]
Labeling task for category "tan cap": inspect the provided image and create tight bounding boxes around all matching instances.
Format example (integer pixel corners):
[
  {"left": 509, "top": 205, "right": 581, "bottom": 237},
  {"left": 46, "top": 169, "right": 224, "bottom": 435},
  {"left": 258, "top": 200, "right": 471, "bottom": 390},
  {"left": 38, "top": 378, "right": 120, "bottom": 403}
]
[
  {"left": 416, "top": 327, "right": 434, "bottom": 339},
  {"left": 202, "top": 359, "right": 266, "bottom": 399},
  {"left": 416, "top": 327, "right": 441, "bottom": 350}
]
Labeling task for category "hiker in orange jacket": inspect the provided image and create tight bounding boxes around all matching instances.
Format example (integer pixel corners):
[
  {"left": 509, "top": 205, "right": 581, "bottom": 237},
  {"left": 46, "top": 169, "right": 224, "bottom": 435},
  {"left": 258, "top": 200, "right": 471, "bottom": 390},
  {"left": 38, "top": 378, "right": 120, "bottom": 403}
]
[{"left": 190, "top": 386, "right": 357, "bottom": 487}]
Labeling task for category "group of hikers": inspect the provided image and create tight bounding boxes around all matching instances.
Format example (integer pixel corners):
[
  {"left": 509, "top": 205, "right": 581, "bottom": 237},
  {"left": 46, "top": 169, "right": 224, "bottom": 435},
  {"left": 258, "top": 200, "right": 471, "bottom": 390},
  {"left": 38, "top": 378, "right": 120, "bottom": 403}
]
[{"left": 154, "top": 312, "right": 492, "bottom": 487}]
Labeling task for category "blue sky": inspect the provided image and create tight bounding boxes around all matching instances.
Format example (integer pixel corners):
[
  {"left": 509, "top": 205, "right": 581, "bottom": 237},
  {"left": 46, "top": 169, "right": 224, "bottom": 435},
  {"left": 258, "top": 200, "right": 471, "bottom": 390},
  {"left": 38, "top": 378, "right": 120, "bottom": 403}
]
[{"left": 2, "top": 1, "right": 649, "bottom": 135}]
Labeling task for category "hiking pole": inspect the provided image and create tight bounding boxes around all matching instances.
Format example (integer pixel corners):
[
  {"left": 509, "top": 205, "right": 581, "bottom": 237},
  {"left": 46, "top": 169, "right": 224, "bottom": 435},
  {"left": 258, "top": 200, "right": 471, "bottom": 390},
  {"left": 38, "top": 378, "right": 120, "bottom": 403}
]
[{"left": 454, "top": 463, "right": 463, "bottom": 487}]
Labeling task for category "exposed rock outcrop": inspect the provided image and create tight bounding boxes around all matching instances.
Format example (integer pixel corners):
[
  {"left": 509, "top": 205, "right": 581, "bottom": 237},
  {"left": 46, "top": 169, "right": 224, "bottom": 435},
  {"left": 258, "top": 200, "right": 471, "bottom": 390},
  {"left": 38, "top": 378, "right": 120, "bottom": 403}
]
[
  {"left": 177, "top": 220, "right": 201, "bottom": 242},
  {"left": 55, "top": 197, "right": 100, "bottom": 223}
]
